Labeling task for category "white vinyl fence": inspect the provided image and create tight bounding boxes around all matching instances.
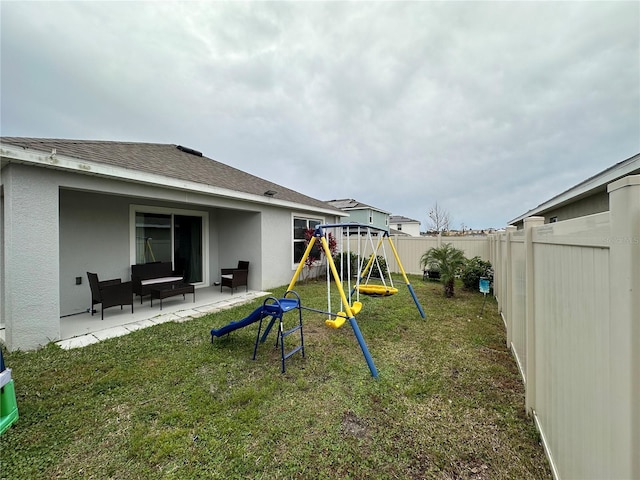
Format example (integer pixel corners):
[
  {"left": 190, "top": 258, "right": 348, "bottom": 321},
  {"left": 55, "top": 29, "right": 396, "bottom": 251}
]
[
  {"left": 344, "top": 234, "right": 491, "bottom": 275},
  {"left": 489, "top": 174, "right": 640, "bottom": 480},
  {"left": 335, "top": 179, "right": 639, "bottom": 479}
]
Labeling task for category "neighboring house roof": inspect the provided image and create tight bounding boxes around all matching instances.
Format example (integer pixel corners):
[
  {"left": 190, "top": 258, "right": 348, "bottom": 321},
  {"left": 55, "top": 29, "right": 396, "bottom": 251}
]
[
  {"left": 0, "top": 137, "right": 342, "bottom": 215},
  {"left": 389, "top": 215, "right": 420, "bottom": 224},
  {"left": 509, "top": 152, "right": 640, "bottom": 225},
  {"left": 388, "top": 228, "right": 410, "bottom": 236},
  {"left": 326, "top": 198, "right": 391, "bottom": 214}
]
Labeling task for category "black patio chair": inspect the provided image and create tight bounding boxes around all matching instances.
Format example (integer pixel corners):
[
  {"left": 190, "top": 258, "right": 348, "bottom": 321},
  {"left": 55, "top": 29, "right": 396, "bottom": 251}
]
[
  {"left": 220, "top": 261, "right": 249, "bottom": 294},
  {"left": 87, "top": 272, "right": 134, "bottom": 320}
]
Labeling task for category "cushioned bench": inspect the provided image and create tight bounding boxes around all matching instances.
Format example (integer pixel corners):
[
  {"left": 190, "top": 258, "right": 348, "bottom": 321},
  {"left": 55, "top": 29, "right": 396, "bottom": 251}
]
[{"left": 131, "top": 262, "right": 184, "bottom": 303}]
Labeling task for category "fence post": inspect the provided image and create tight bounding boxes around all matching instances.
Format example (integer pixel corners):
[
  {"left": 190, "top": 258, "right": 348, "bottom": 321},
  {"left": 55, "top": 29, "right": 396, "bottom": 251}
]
[
  {"left": 524, "top": 216, "right": 544, "bottom": 414},
  {"left": 607, "top": 175, "right": 640, "bottom": 479},
  {"left": 504, "top": 226, "right": 517, "bottom": 347},
  {"left": 494, "top": 233, "right": 502, "bottom": 314}
]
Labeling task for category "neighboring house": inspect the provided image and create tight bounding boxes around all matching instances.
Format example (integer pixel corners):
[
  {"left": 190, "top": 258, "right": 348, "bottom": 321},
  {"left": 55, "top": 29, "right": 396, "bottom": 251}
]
[
  {"left": 0, "top": 137, "right": 343, "bottom": 350},
  {"left": 389, "top": 215, "right": 421, "bottom": 237},
  {"left": 326, "top": 199, "right": 389, "bottom": 232},
  {"left": 509, "top": 152, "right": 640, "bottom": 228}
]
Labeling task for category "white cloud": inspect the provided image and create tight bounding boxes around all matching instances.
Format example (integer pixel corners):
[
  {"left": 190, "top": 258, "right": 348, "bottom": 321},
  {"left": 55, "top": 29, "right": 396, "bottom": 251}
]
[{"left": 1, "top": 1, "right": 638, "bottom": 229}]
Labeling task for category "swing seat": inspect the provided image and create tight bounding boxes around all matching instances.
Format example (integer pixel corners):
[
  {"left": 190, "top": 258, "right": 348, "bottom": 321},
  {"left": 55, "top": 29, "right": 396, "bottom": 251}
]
[
  {"left": 325, "top": 315, "right": 346, "bottom": 329},
  {"left": 350, "top": 301, "right": 363, "bottom": 315},
  {"left": 357, "top": 285, "right": 398, "bottom": 296},
  {"left": 324, "top": 301, "right": 362, "bottom": 329}
]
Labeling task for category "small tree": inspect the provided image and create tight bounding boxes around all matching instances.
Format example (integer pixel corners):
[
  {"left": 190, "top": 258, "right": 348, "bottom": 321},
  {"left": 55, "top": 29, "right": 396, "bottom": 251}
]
[
  {"left": 420, "top": 243, "right": 466, "bottom": 297},
  {"left": 427, "top": 202, "right": 451, "bottom": 233}
]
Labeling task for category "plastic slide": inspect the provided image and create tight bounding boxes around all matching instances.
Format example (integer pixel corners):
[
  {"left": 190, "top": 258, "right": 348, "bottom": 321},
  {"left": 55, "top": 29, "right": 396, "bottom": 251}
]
[{"left": 210, "top": 306, "right": 272, "bottom": 338}]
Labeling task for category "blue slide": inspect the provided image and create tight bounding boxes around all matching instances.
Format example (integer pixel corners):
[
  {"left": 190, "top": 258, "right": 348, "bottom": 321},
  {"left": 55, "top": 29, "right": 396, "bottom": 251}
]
[{"left": 210, "top": 306, "right": 273, "bottom": 339}]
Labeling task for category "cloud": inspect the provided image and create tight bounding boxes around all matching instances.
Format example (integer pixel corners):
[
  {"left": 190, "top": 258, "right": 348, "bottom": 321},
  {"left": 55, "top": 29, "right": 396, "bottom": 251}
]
[{"left": 1, "top": 1, "right": 638, "bottom": 229}]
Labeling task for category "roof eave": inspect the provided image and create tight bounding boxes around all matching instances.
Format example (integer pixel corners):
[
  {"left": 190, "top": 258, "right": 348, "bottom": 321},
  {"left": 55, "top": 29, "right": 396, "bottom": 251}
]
[
  {"left": 508, "top": 152, "right": 640, "bottom": 225},
  {"left": 0, "top": 142, "right": 343, "bottom": 216}
]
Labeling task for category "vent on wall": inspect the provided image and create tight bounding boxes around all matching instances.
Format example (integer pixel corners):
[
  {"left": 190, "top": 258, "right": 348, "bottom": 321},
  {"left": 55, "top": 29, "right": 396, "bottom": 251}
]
[{"left": 177, "top": 145, "right": 203, "bottom": 157}]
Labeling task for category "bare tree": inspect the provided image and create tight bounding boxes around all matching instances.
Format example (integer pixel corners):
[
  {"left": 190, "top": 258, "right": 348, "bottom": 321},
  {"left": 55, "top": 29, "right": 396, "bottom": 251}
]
[{"left": 427, "top": 202, "right": 451, "bottom": 232}]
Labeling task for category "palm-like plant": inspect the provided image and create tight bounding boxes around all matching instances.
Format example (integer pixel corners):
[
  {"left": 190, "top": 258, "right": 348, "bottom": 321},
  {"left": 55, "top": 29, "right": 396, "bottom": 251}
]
[{"left": 420, "top": 243, "right": 466, "bottom": 297}]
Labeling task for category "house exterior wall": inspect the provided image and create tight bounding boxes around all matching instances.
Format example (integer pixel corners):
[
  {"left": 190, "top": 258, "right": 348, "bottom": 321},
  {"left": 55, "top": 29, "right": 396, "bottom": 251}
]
[
  {"left": 538, "top": 191, "right": 609, "bottom": 225},
  {"left": 370, "top": 209, "right": 389, "bottom": 231},
  {"left": 344, "top": 209, "right": 369, "bottom": 225},
  {"left": 393, "top": 221, "right": 421, "bottom": 237},
  {"left": 2, "top": 159, "right": 341, "bottom": 350},
  {"left": 341, "top": 209, "right": 389, "bottom": 231},
  {"left": 60, "top": 189, "right": 132, "bottom": 316},
  {"left": 216, "top": 208, "right": 262, "bottom": 289},
  {"left": 2, "top": 164, "right": 60, "bottom": 349}
]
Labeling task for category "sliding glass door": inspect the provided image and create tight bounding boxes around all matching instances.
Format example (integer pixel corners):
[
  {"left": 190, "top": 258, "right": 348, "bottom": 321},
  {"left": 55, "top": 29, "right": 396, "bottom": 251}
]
[
  {"left": 174, "top": 215, "right": 202, "bottom": 283},
  {"left": 133, "top": 207, "right": 207, "bottom": 285}
]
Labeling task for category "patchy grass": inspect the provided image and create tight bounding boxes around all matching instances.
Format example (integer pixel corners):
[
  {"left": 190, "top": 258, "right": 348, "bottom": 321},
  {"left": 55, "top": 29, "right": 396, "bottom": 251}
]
[{"left": 1, "top": 276, "right": 551, "bottom": 479}]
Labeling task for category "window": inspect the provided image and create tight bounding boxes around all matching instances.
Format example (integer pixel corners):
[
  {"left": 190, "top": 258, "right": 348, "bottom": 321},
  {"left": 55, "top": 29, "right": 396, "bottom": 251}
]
[
  {"left": 549, "top": 216, "right": 558, "bottom": 223},
  {"left": 136, "top": 213, "right": 172, "bottom": 263},
  {"left": 131, "top": 205, "right": 208, "bottom": 284},
  {"left": 397, "top": 224, "right": 402, "bottom": 231},
  {"left": 293, "top": 216, "right": 322, "bottom": 264}
]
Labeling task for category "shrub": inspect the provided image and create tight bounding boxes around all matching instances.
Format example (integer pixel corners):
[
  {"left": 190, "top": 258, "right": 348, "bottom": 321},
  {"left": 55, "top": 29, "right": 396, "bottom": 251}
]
[
  {"left": 331, "top": 253, "right": 389, "bottom": 280},
  {"left": 461, "top": 256, "right": 493, "bottom": 291},
  {"left": 332, "top": 252, "right": 360, "bottom": 278},
  {"left": 367, "top": 255, "right": 388, "bottom": 279}
]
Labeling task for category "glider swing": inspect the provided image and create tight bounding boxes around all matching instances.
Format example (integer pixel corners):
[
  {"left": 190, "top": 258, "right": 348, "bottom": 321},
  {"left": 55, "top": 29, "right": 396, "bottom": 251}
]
[{"left": 354, "top": 227, "right": 399, "bottom": 297}]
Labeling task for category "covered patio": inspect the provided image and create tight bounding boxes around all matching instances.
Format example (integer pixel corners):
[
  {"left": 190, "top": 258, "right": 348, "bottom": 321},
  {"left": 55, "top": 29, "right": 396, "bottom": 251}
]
[{"left": 51, "top": 287, "right": 269, "bottom": 349}]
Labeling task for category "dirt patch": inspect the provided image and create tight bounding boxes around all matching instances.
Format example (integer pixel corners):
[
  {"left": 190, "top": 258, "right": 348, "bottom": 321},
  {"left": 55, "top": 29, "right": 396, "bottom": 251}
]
[{"left": 341, "top": 411, "right": 368, "bottom": 438}]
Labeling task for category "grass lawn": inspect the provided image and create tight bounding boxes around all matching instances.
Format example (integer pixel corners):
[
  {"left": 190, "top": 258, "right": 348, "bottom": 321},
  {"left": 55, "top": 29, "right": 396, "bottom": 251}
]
[{"left": 0, "top": 276, "right": 551, "bottom": 479}]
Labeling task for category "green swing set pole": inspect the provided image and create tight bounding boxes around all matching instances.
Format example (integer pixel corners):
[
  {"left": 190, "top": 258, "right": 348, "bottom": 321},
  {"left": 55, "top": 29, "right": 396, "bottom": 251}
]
[{"left": 385, "top": 233, "right": 426, "bottom": 318}]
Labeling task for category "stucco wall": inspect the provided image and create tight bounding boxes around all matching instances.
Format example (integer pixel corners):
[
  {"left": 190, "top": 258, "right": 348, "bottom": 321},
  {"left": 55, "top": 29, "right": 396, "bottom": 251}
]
[
  {"left": 2, "top": 164, "right": 60, "bottom": 349},
  {"left": 2, "top": 159, "right": 339, "bottom": 349},
  {"left": 60, "top": 189, "right": 132, "bottom": 316},
  {"left": 217, "top": 209, "right": 262, "bottom": 290}
]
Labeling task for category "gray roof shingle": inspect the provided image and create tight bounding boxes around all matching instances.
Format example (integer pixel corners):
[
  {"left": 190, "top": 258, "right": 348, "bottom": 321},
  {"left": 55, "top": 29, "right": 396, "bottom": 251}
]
[{"left": 1, "top": 137, "right": 340, "bottom": 212}]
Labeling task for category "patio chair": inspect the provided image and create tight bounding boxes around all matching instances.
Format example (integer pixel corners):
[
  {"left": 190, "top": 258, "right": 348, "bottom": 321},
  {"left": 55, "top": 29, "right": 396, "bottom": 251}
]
[
  {"left": 87, "top": 272, "right": 134, "bottom": 320},
  {"left": 220, "top": 261, "right": 249, "bottom": 294}
]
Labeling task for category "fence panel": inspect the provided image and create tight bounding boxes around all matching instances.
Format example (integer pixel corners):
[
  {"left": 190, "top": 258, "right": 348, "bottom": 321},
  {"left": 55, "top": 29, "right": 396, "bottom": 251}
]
[
  {"left": 491, "top": 206, "right": 639, "bottom": 480},
  {"left": 345, "top": 235, "right": 492, "bottom": 275},
  {"left": 532, "top": 239, "right": 610, "bottom": 479},
  {"left": 509, "top": 233, "right": 527, "bottom": 380}
]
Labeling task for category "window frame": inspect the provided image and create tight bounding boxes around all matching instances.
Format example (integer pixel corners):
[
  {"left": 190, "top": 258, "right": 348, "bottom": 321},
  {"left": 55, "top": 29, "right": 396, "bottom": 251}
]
[{"left": 292, "top": 214, "right": 324, "bottom": 267}]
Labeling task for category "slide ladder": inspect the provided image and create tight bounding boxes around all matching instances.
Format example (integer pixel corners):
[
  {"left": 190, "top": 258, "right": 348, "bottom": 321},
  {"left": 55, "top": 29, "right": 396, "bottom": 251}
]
[{"left": 253, "top": 292, "right": 305, "bottom": 373}]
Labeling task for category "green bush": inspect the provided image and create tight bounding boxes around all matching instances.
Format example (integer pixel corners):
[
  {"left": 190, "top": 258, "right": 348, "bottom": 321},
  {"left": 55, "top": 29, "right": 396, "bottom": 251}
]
[
  {"left": 332, "top": 252, "right": 360, "bottom": 277},
  {"left": 367, "top": 254, "right": 389, "bottom": 279},
  {"left": 331, "top": 253, "right": 389, "bottom": 279},
  {"left": 461, "top": 256, "right": 493, "bottom": 291}
]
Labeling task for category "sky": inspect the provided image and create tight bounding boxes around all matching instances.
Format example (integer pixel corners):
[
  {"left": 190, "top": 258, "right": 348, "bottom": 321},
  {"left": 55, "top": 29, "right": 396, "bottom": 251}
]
[{"left": 1, "top": 1, "right": 638, "bottom": 230}]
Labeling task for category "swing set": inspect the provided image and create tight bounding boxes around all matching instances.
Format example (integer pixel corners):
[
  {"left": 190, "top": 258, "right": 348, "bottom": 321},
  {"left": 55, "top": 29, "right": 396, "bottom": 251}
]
[
  {"left": 211, "top": 222, "right": 425, "bottom": 378},
  {"left": 285, "top": 223, "right": 425, "bottom": 377}
]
